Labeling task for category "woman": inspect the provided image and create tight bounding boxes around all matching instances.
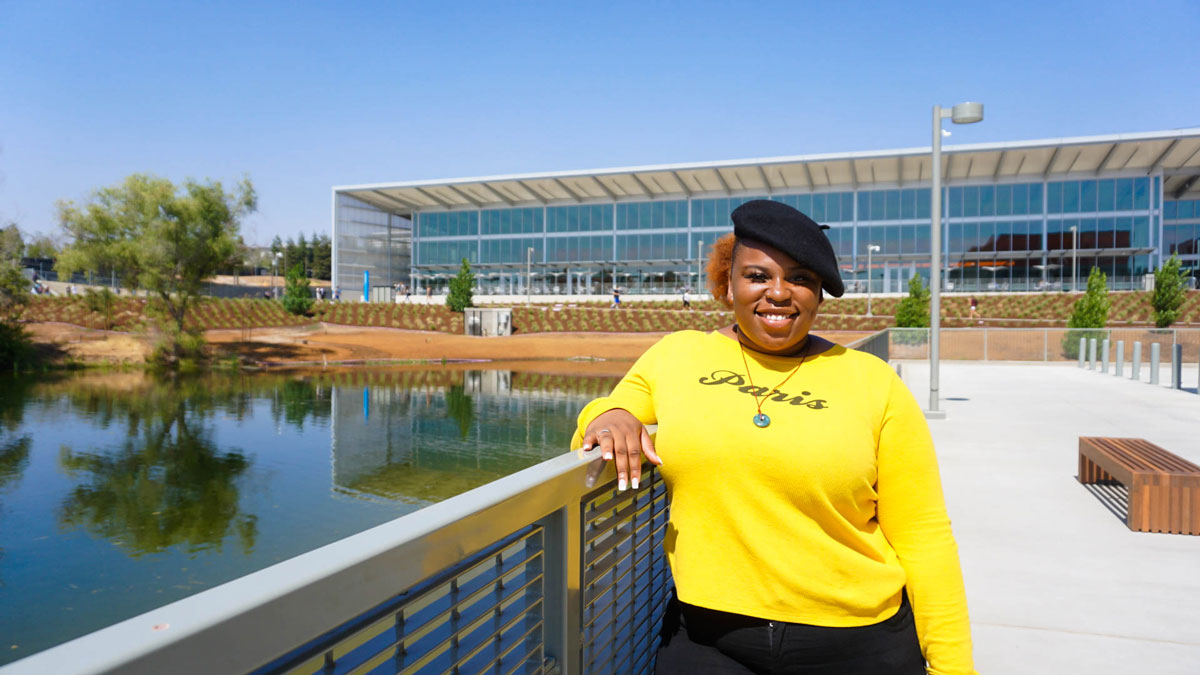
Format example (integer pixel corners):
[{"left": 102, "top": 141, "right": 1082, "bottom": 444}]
[{"left": 574, "top": 200, "right": 975, "bottom": 674}]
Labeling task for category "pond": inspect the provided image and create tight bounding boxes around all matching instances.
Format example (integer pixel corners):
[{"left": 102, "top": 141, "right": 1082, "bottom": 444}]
[{"left": 0, "top": 364, "right": 623, "bottom": 665}]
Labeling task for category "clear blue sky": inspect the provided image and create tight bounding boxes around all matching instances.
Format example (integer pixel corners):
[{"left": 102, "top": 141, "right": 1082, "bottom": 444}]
[{"left": 2, "top": 0, "right": 1197, "bottom": 246}]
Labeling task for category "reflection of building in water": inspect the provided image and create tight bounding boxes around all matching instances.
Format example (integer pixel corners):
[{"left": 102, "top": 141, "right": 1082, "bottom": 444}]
[{"left": 330, "top": 370, "right": 605, "bottom": 504}]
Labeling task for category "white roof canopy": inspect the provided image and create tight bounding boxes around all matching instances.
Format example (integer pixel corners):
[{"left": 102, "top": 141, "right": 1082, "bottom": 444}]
[{"left": 336, "top": 128, "right": 1200, "bottom": 215}]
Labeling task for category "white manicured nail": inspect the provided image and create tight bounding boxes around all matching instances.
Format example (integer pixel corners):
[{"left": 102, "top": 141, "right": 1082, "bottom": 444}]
[
  {"left": 603, "top": 452, "right": 612, "bottom": 460},
  {"left": 618, "top": 477, "right": 627, "bottom": 492},
  {"left": 631, "top": 477, "right": 639, "bottom": 490}
]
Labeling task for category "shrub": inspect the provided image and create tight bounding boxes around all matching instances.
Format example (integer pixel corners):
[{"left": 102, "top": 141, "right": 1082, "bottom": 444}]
[
  {"left": 1063, "top": 267, "right": 1110, "bottom": 358},
  {"left": 282, "top": 264, "right": 314, "bottom": 316},
  {"left": 446, "top": 258, "right": 474, "bottom": 313},
  {"left": 1151, "top": 254, "right": 1187, "bottom": 328},
  {"left": 893, "top": 275, "right": 931, "bottom": 328}
]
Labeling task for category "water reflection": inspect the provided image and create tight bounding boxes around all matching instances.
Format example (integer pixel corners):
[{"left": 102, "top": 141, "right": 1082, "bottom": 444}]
[{"left": 0, "top": 365, "right": 621, "bottom": 664}]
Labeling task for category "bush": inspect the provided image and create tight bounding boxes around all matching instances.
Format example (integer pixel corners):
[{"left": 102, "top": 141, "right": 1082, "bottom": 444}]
[
  {"left": 281, "top": 264, "right": 314, "bottom": 316},
  {"left": 0, "top": 320, "right": 34, "bottom": 369},
  {"left": 149, "top": 324, "right": 210, "bottom": 369},
  {"left": 893, "top": 275, "right": 931, "bottom": 328},
  {"left": 1063, "top": 267, "right": 1110, "bottom": 358},
  {"left": 446, "top": 258, "right": 474, "bottom": 313},
  {"left": 1151, "top": 254, "right": 1187, "bottom": 328}
]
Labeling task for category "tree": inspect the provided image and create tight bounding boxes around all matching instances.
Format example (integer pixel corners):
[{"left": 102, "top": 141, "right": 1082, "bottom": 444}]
[
  {"left": 23, "top": 235, "right": 59, "bottom": 260},
  {"left": 893, "top": 274, "right": 931, "bottom": 327},
  {"left": 281, "top": 263, "right": 314, "bottom": 315},
  {"left": 55, "top": 173, "right": 256, "bottom": 343},
  {"left": 1151, "top": 254, "right": 1187, "bottom": 328},
  {"left": 446, "top": 258, "right": 474, "bottom": 312},
  {"left": 0, "top": 223, "right": 33, "bottom": 368},
  {"left": 296, "top": 233, "right": 309, "bottom": 277},
  {"left": 310, "top": 232, "right": 332, "bottom": 281},
  {"left": 0, "top": 224, "right": 24, "bottom": 260},
  {"left": 1063, "top": 266, "right": 1110, "bottom": 358}
]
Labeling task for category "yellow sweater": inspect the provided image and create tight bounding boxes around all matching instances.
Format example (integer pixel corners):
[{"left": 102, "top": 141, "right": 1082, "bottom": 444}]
[{"left": 573, "top": 330, "right": 975, "bottom": 675}]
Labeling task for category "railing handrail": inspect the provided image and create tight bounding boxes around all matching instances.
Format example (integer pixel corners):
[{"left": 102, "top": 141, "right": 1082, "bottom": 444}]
[{"left": 5, "top": 448, "right": 605, "bottom": 675}]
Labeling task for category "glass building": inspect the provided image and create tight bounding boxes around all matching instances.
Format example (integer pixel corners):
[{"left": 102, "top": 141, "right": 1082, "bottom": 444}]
[{"left": 332, "top": 129, "right": 1200, "bottom": 301}]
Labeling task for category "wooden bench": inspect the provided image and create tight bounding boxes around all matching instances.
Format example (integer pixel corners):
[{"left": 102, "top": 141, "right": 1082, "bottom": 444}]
[{"left": 1078, "top": 437, "right": 1200, "bottom": 535}]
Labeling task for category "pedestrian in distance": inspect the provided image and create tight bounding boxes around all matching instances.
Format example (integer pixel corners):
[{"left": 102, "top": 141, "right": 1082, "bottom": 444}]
[
  {"left": 610, "top": 287, "right": 621, "bottom": 309},
  {"left": 575, "top": 199, "right": 976, "bottom": 675},
  {"left": 969, "top": 295, "right": 981, "bottom": 323},
  {"left": 681, "top": 286, "right": 692, "bottom": 310}
]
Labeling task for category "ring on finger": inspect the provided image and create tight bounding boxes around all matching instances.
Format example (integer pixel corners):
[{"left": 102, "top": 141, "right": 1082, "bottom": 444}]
[{"left": 598, "top": 429, "right": 611, "bottom": 434}]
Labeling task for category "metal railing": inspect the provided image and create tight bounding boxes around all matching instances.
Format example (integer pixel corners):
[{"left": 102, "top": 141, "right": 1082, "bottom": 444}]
[
  {"left": 847, "top": 329, "right": 889, "bottom": 362},
  {"left": 5, "top": 451, "right": 670, "bottom": 675}
]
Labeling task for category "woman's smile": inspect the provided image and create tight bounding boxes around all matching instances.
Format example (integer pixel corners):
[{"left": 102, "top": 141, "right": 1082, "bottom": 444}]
[{"left": 727, "top": 239, "right": 822, "bottom": 356}]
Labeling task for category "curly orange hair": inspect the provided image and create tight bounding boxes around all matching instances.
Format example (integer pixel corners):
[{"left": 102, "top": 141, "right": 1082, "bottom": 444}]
[{"left": 706, "top": 233, "right": 737, "bottom": 309}]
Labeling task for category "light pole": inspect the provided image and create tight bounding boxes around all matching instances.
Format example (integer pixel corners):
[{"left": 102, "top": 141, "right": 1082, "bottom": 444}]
[
  {"left": 929, "top": 101, "right": 984, "bottom": 418},
  {"left": 866, "top": 244, "right": 880, "bottom": 316},
  {"left": 272, "top": 251, "right": 282, "bottom": 298},
  {"left": 1069, "top": 225, "right": 1078, "bottom": 292},
  {"left": 696, "top": 239, "right": 703, "bottom": 296},
  {"left": 526, "top": 246, "right": 534, "bottom": 307}
]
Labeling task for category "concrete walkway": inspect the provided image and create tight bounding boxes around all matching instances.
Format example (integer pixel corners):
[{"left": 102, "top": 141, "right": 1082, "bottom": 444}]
[{"left": 897, "top": 360, "right": 1200, "bottom": 674}]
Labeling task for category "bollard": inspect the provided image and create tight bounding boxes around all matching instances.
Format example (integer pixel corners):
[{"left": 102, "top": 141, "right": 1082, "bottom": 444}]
[
  {"left": 1115, "top": 340, "right": 1124, "bottom": 377},
  {"left": 1089, "top": 338, "right": 1098, "bottom": 370},
  {"left": 1150, "top": 343, "right": 1160, "bottom": 385},
  {"left": 1078, "top": 337, "right": 1086, "bottom": 368},
  {"left": 1101, "top": 339, "right": 1110, "bottom": 374},
  {"left": 1131, "top": 342, "right": 1141, "bottom": 382},
  {"left": 1171, "top": 344, "right": 1183, "bottom": 390}
]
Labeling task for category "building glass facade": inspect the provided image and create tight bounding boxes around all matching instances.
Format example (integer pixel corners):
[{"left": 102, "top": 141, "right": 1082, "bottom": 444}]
[
  {"left": 333, "top": 194, "right": 412, "bottom": 296},
  {"left": 398, "top": 176, "right": 1160, "bottom": 297},
  {"left": 333, "top": 131, "right": 1200, "bottom": 300}
]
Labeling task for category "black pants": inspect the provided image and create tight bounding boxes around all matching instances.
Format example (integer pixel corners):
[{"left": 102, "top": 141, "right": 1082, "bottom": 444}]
[{"left": 654, "top": 593, "right": 925, "bottom": 675}]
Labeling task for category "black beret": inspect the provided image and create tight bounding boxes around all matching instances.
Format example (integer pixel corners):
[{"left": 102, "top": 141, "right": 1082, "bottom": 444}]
[{"left": 730, "top": 199, "right": 844, "bottom": 297}]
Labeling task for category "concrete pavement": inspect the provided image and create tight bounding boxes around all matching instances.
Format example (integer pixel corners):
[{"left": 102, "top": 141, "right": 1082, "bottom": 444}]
[{"left": 897, "top": 360, "right": 1200, "bottom": 674}]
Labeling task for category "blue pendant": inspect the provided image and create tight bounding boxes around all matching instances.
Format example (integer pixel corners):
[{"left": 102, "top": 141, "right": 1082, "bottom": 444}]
[{"left": 753, "top": 413, "right": 771, "bottom": 428}]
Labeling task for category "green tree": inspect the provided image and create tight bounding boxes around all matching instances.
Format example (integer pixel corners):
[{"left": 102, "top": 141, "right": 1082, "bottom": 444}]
[
  {"left": 446, "top": 258, "right": 474, "bottom": 313},
  {"left": 1063, "top": 266, "right": 1110, "bottom": 358},
  {"left": 311, "top": 232, "right": 332, "bottom": 281},
  {"left": 0, "top": 223, "right": 33, "bottom": 368},
  {"left": 1151, "top": 254, "right": 1187, "bottom": 328},
  {"left": 23, "top": 235, "right": 59, "bottom": 260},
  {"left": 0, "top": 224, "right": 24, "bottom": 260},
  {"left": 281, "top": 263, "right": 314, "bottom": 315},
  {"left": 55, "top": 173, "right": 256, "bottom": 358},
  {"left": 893, "top": 274, "right": 931, "bottom": 327}
]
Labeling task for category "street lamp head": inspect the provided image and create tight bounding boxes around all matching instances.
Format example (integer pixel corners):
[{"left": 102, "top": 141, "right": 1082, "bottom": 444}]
[
  {"left": 950, "top": 102, "right": 984, "bottom": 124},
  {"left": 1069, "top": 225, "right": 1077, "bottom": 232},
  {"left": 868, "top": 245, "right": 881, "bottom": 253}
]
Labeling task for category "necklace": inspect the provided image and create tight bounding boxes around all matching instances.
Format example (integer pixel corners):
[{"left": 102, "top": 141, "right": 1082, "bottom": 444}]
[{"left": 736, "top": 332, "right": 812, "bottom": 428}]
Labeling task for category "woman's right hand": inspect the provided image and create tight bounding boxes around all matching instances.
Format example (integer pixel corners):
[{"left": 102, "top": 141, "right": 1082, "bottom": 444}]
[{"left": 581, "top": 408, "right": 662, "bottom": 491}]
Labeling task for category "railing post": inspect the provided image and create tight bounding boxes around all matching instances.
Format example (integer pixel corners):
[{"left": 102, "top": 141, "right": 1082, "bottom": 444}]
[
  {"left": 1131, "top": 342, "right": 1141, "bottom": 382},
  {"left": 1101, "top": 339, "right": 1110, "bottom": 374},
  {"left": 1078, "top": 337, "right": 1086, "bottom": 368},
  {"left": 1089, "top": 338, "right": 1097, "bottom": 370},
  {"left": 1115, "top": 340, "right": 1124, "bottom": 377},
  {"left": 1171, "top": 344, "right": 1183, "bottom": 390},
  {"left": 1150, "top": 343, "right": 1161, "bottom": 385},
  {"left": 539, "top": 504, "right": 582, "bottom": 675}
]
